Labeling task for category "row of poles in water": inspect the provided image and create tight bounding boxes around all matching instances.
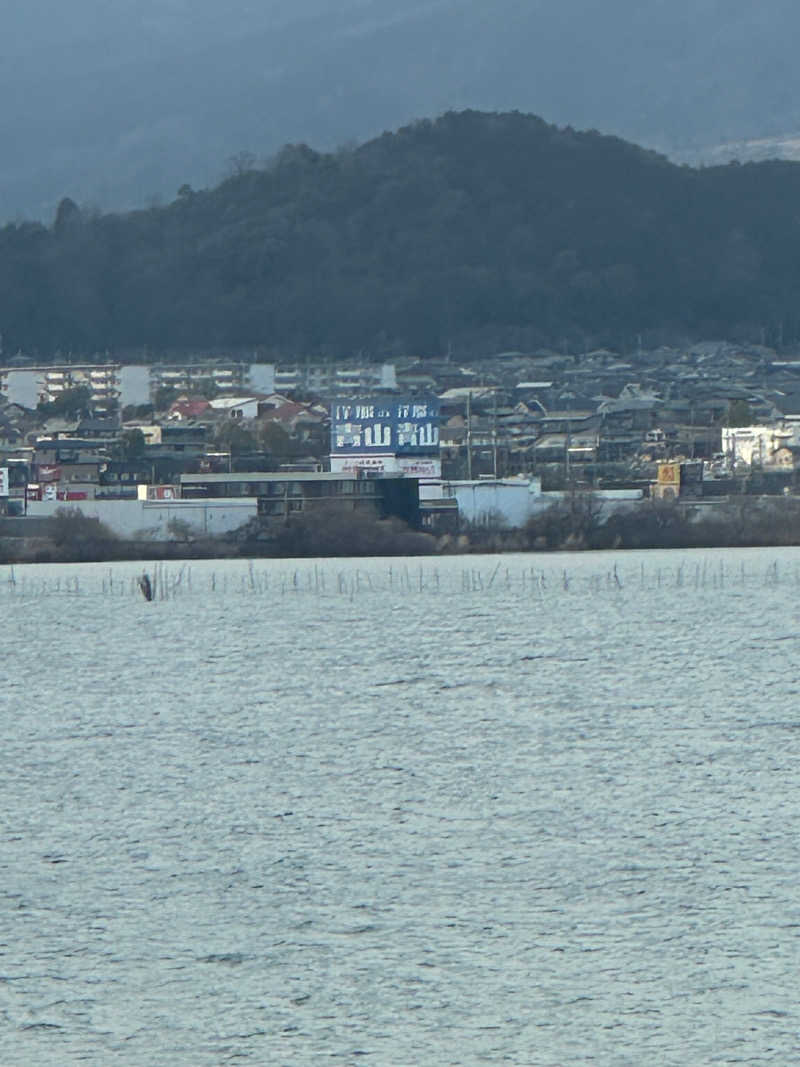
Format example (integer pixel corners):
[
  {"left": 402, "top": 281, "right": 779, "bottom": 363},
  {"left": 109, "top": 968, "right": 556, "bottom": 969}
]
[{"left": 2, "top": 556, "right": 797, "bottom": 600}]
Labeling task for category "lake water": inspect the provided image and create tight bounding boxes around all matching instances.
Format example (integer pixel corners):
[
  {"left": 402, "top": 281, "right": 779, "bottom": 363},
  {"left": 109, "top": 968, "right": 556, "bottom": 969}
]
[{"left": 2, "top": 547, "right": 800, "bottom": 1066}]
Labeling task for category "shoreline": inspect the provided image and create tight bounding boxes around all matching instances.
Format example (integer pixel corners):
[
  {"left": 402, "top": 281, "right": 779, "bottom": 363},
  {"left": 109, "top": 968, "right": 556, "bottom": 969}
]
[{"left": 5, "top": 494, "right": 800, "bottom": 564}]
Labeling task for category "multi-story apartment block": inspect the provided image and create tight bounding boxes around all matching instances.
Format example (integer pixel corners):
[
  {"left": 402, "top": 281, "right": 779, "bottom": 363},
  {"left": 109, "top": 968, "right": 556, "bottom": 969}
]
[
  {"left": 1, "top": 360, "right": 395, "bottom": 411},
  {"left": 147, "top": 361, "right": 275, "bottom": 398},
  {"left": 273, "top": 363, "right": 397, "bottom": 396},
  {"left": 0, "top": 361, "right": 277, "bottom": 411},
  {"left": 0, "top": 363, "right": 121, "bottom": 412}
]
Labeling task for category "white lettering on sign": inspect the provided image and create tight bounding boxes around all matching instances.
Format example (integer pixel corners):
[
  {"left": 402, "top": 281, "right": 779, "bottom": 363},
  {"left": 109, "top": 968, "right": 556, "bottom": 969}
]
[{"left": 363, "top": 422, "right": 391, "bottom": 447}]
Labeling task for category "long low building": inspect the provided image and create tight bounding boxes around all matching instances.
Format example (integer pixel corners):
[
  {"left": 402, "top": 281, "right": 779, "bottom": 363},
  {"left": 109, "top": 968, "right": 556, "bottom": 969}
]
[
  {"left": 19, "top": 470, "right": 422, "bottom": 539},
  {"left": 24, "top": 496, "right": 257, "bottom": 540},
  {"left": 420, "top": 476, "right": 643, "bottom": 528},
  {"left": 179, "top": 471, "right": 421, "bottom": 526}
]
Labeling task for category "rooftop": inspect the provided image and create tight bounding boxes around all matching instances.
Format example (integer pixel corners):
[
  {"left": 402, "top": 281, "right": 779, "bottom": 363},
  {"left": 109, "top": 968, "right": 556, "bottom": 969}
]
[{"left": 180, "top": 471, "right": 407, "bottom": 484}]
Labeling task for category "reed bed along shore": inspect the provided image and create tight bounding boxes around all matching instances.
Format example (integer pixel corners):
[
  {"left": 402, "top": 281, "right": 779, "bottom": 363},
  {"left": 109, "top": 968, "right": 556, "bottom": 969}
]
[{"left": 4, "top": 552, "right": 800, "bottom": 604}]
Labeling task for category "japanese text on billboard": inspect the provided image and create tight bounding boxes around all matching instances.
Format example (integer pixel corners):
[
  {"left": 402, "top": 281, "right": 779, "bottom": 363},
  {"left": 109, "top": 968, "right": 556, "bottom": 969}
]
[{"left": 331, "top": 398, "right": 440, "bottom": 455}]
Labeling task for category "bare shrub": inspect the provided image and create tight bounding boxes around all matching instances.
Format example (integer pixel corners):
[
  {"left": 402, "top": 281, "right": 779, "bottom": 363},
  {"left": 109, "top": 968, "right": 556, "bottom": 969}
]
[
  {"left": 49, "top": 507, "right": 119, "bottom": 561},
  {"left": 523, "top": 490, "right": 606, "bottom": 550},
  {"left": 239, "top": 503, "right": 435, "bottom": 557}
]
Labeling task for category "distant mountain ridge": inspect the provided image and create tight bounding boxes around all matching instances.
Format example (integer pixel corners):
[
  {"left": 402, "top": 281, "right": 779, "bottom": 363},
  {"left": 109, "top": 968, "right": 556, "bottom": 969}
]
[
  {"left": 4, "top": 110, "right": 800, "bottom": 358},
  {"left": 4, "top": 0, "right": 800, "bottom": 220},
  {"left": 692, "top": 134, "right": 800, "bottom": 167}
]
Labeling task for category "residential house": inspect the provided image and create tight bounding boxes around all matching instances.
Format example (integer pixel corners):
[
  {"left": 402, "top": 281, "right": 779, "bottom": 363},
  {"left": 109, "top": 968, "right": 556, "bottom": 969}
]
[{"left": 208, "top": 396, "right": 260, "bottom": 420}]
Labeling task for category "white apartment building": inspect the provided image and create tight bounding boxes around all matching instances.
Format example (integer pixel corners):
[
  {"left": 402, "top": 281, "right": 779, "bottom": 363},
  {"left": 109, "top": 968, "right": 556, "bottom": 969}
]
[
  {"left": 1, "top": 364, "right": 120, "bottom": 412},
  {"left": 0, "top": 361, "right": 276, "bottom": 411},
  {"left": 273, "top": 363, "right": 397, "bottom": 396},
  {"left": 1, "top": 360, "right": 396, "bottom": 411}
]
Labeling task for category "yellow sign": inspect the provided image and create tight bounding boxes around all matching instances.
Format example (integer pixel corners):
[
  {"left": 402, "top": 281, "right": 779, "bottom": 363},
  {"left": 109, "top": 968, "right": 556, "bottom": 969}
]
[{"left": 657, "top": 462, "right": 680, "bottom": 485}]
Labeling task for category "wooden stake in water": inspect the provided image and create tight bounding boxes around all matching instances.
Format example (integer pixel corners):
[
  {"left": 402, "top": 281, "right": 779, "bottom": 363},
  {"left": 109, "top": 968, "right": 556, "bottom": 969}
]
[{"left": 138, "top": 572, "right": 153, "bottom": 601}]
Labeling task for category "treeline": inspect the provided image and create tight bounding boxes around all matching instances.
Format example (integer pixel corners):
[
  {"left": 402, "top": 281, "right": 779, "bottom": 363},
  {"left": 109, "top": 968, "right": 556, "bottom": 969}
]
[
  {"left": 7, "top": 497, "right": 800, "bottom": 564},
  {"left": 463, "top": 496, "right": 800, "bottom": 553},
  {"left": 6, "top": 109, "right": 800, "bottom": 358},
  {"left": 1, "top": 504, "right": 435, "bottom": 564}
]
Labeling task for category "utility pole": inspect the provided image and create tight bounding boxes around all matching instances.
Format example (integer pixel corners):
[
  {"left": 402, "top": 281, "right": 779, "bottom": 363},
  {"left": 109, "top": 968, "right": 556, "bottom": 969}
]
[
  {"left": 467, "top": 392, "right": 473, "bottom": 480},
  {"left": 492, "top": 388, "right": 498, "bottom": 479}
]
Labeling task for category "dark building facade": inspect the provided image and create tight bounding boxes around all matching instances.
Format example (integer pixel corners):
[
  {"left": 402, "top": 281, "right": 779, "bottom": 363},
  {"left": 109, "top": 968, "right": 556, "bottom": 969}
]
[{"left": 179, "top": 471, "right": 421, "bottom": 527}]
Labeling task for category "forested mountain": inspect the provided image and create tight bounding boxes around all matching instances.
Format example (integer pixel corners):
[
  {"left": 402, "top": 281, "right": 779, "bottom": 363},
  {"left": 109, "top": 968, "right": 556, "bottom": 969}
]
[
  {"left": 3, "top": 110, "right": 800, "bottom": 359},
  {"left": 4, "top": 0, "right": 800, "bottom": 220}
]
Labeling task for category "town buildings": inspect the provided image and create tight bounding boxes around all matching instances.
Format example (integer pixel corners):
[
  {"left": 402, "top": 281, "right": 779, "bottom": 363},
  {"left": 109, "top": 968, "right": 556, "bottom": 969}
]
[{"left": 5, "top": 341, "right": 800, "bottom": 532}]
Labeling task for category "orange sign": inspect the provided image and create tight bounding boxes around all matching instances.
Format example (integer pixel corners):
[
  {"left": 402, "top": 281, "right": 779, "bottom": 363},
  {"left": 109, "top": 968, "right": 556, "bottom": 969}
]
[{"left": 657, "top": 462, "right": 680, "bottom": 485}]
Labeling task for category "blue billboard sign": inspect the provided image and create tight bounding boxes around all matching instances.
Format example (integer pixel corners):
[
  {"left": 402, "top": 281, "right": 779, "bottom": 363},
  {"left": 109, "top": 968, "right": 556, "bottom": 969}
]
[{"left": 331, "top": 398, "right": 440, "bottom": 455}]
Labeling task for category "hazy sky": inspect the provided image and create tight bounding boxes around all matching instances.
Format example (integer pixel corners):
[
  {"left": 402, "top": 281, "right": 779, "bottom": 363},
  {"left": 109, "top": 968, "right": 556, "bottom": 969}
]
[{"left": 2, "top": 0, "right": 798, "bottom": 221}]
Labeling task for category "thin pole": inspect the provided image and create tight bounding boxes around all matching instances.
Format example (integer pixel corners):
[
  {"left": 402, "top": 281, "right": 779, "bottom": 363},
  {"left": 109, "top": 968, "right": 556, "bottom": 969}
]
[
  {"left": 492, "top": 388, "right": 498, "bottom": 479},
  {"left": 466, "top": 391, "right": 473, "bottom": 480}
]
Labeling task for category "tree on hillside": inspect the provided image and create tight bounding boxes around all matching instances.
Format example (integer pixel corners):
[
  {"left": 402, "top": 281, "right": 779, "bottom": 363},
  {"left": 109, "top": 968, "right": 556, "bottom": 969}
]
[
  {"left": 724, "top": 399, "right": 753, "bottom": 427},
  {"left": 154, "top": 386, "right": 179, "bottom": 411},
  {"left": 227, "top": 150, "right": 257, "bottom": 176},
  {"left": 215, "top": 420, "right": 258, "bottom": 455},
  {"left": 53, "top": 197, "right": 82, "bottom": 236},
  {"left": 37, "top": 385, "right": 93, "bottom": 418},
  {"left": 115, "top": 427, "right": 146, "bottom": 459},
  {"left": 122, "top": 403, "right": 154, "bottom": 420},
  {"left": 9, "top": 111, "right": 800, "bottom": 356},
  {"left": 259, "top": 421, "right": 292, "bottom": 457},
  {"left": 194, "top": 378, "right": 220, "bottom": 400}
]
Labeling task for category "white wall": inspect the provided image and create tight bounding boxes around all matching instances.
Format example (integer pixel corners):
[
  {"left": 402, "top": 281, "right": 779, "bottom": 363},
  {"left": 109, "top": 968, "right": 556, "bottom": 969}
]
[
  {"left": 3, "top": 369, "right": 39, "bottom": 409},
  {"left": 26, "top": 497, "right": 257, "bottom": 540},
  {"left": 446, "top": 479, "right": 544, "bottom": 527},
  {"left": 380, "top": 363, "right": 398, "bottom": 389},
  {"left": 208, "top": 397, "right": 259, "bottom": 418},
  {"left": 248, "top": 363, "right": 276, "bottom": 394},
  {"left": 119, "top": 365, "right": 151, "bottom": 407},
  {"left": 434, "top": 478, "right": 643, "bottom": 528}
]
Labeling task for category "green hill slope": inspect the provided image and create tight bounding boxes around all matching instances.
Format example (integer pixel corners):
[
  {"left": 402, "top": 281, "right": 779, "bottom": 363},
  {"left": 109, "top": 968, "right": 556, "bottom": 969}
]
[{"left": 3, "top": 111, "right": 800, "bottom": 358}]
